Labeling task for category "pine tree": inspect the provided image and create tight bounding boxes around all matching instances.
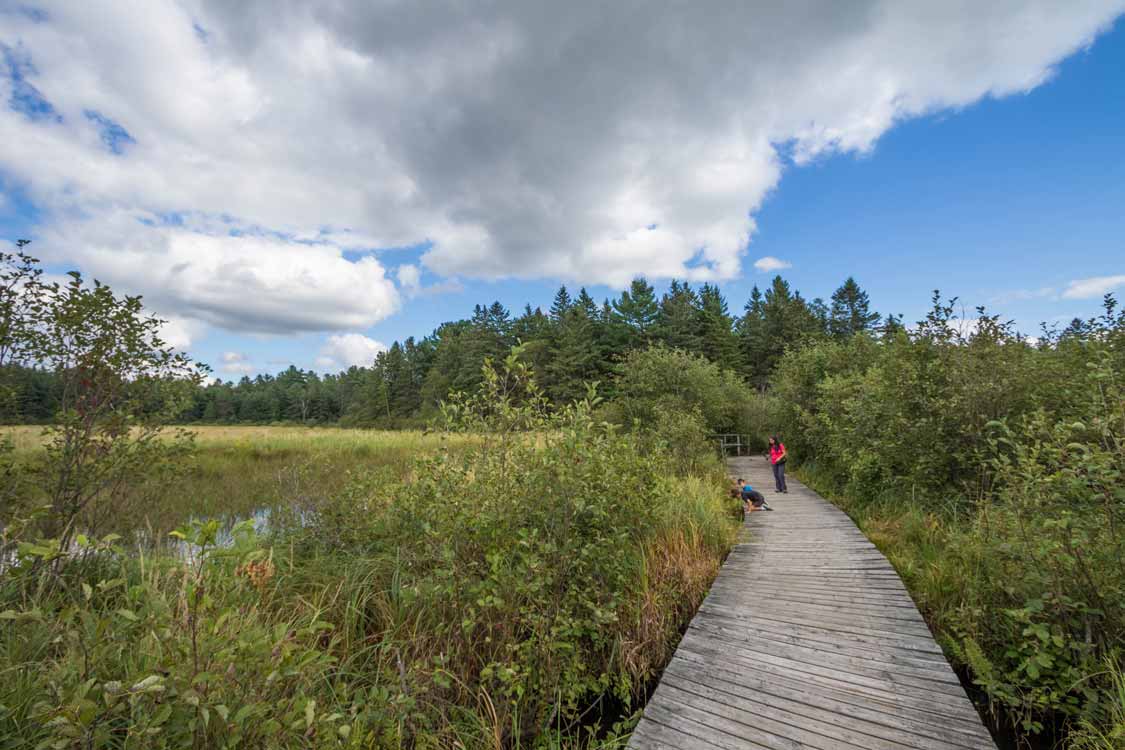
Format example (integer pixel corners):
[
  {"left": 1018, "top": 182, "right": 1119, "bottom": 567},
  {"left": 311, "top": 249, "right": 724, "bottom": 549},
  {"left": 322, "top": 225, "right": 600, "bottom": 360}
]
[
  {"left": 656, "top": 280, "right": 703, "bottom": 353},
  {"left": 880, "top": 313, "right": 905, "bottom": 338},
  {"left": 736, "top": 285, "right": 767, "bottom": 386},
  {"left": 740, "top": 276, "right": 827, "bottom": 387},
  {"left": 575, "top": 287, "right": 600, "bottom": 320},
  {"left": 697, "top": 283, "right": 739, "bottom": 370},
  {"left": 829, "top": 277, "right": 880, "bottom": 339},
  {"left": 611, "top": 277, "right": 659, "bottom": 348},
  {"left": 545, "top": 306, "right": 600, "bottom": 403},
  {"left": 549, "top": 286, "right": 573, "bottom": 321}
]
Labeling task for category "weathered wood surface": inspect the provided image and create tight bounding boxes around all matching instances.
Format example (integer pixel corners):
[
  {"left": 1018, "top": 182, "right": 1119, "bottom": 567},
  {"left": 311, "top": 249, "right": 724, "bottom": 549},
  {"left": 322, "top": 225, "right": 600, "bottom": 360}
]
[{"left": 627, "top": 456, "right": 996, "bottom": 750}]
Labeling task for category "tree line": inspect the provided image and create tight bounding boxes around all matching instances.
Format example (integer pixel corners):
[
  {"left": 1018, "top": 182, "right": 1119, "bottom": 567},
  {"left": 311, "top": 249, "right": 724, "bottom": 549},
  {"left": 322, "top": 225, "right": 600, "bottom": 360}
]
[{"left": 0, "top": 272, "right": 888, "bottom": 426}]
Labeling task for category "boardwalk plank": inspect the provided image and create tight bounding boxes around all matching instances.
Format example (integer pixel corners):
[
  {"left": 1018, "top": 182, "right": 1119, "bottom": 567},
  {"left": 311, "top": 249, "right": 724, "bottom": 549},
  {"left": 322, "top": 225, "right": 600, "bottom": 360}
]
[{"left": 627, "top": 456, "right": 996, "bottom": 750}]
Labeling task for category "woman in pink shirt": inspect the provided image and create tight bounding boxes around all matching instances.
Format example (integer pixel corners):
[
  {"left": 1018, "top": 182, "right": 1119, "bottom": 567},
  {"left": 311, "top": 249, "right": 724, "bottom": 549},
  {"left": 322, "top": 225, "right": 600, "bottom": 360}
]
[{"left": 768, "top": 436, "right": 788, "bottom": 493}]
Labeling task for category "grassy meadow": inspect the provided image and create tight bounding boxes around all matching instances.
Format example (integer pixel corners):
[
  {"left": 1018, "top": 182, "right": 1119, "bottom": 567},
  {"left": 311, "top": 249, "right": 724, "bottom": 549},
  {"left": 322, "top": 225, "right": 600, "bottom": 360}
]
[
  {"left": 1, "top": 403, "right": 739, "bottom": 748},
  {"left": 3, "top": 425, "right": 477, "bottom": 541}
]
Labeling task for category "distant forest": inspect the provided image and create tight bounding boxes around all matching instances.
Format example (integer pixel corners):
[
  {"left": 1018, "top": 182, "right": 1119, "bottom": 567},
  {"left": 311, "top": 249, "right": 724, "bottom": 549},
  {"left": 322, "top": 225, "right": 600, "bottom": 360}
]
[{"left": 5, "top": 275, "right": 893, "bottom": 426}]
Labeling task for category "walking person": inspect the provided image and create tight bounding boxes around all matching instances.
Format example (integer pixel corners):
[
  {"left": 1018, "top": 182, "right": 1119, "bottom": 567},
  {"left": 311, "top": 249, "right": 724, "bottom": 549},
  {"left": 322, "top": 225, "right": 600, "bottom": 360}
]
[{"left": 768, "top": 436, "right": 788, "bottom": 493}]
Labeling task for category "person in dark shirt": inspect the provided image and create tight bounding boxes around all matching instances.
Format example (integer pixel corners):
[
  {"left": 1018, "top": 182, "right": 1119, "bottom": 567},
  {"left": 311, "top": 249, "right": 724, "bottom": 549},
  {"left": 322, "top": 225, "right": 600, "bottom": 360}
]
[{"left": 738, "top": 479, "right": 773, "bottom": 512}]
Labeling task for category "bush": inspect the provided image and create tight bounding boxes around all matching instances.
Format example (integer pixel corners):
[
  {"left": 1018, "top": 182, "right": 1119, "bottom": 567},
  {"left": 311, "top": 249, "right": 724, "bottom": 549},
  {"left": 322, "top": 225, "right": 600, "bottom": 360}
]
[
  {"left": 1, "top": 347, "right": 739, "bottom": 749},
  {"left": 607, "top": 345, "right": 758, "bottom": 436},
  {"left": 777, "top": 295, "right": 1125, "bottom": 742}
]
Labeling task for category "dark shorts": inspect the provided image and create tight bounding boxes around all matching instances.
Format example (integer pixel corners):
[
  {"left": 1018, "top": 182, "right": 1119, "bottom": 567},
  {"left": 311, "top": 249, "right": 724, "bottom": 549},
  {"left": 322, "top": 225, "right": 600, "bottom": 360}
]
[{"left": 741, "top": 491, "right": 766, "bottom": 507}]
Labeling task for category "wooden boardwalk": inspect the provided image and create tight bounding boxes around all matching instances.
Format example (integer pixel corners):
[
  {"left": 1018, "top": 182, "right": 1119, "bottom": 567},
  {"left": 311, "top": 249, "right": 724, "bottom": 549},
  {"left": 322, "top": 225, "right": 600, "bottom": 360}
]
[{"left": 628, "top": 456, "right": 996, "bottom": 750}]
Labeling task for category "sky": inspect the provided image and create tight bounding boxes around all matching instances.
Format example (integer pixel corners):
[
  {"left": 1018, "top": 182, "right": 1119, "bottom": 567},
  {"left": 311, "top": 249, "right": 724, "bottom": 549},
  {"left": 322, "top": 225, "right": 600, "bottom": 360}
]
[{"left": 2, "top": 1, "right": 1124, "bottom": 378}]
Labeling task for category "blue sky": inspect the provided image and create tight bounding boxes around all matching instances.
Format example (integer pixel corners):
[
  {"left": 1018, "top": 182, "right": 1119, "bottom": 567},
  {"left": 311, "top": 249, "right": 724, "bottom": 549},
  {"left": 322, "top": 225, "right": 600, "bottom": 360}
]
[{"left": 2, "top": 2, "right": 1124, "bottom": 376}]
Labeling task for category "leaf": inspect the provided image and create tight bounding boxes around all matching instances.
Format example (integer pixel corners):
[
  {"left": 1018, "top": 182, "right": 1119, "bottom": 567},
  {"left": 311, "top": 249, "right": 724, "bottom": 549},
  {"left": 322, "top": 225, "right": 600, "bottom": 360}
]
[
  {"left": 304, "top": 699, "right": 316, "bottom": 729},
  {"left": 130, "top": 675, "right": 165, "bottom": 694},
  {"left": 151, "top": 704, "right": 172, "bottom": 726}
]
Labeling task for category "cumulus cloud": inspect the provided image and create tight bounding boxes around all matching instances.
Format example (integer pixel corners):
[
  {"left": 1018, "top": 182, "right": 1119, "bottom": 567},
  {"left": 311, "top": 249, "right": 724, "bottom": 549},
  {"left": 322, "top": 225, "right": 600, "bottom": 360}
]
[
  {"left": 36, "top": 215, "right": 399, "bottom": 335},
  {"left": 317, "top": 333, "right": 387, "bottom": 370},
  {"left": 217, "top": 350, "right": 255, "bottom": 374},
  {"left": 753, "top": 256, "right": 792, "bottom": 273},
  {"left": 157, "top": 314, "right": 206, "bottom": 349},
  {"left": 1, "top": 0, "right": 1122, "bottom": 332},
  {"left": 396, "top": 263, "right": 422, "bottom": 295},
  {"left": 1062, "top": 275, "right": 1125, "bottom": 300}
]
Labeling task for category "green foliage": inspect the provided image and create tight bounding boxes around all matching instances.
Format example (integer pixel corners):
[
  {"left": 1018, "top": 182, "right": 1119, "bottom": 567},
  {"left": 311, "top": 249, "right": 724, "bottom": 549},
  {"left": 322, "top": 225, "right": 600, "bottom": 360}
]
[
  {"left": 8, "top": 267, "right": 889, "bottom": 432},
  {"left": 1068, "top": 659, "right": 1125, "bottom": 750},
  {"left": 607, "top": 345, "right": 758, "bottom": 436},
  {"left": 736, "top": 275, "right": 828, "bottom": 388},
  {"left": 1, "top": 250, "right": 207, "bottom": 571},
  {"left": 2, "top": 344, "right": 737, "bottom": 748},
  {"left": 828, "top": 276, "right": 880, "bottom": 340},
  {"left": 775, "top": 293, "right": 1125, "bottom": 743}
]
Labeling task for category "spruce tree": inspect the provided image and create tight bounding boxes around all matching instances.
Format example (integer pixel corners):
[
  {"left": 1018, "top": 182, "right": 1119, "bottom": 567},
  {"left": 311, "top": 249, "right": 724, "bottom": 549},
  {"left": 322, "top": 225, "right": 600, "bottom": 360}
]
[
  {"left": 829, "top": 277, "right": 879, "bottom": 338},
  {"left": 549, "top": 286, "right": 573, "bottom": 321},
  {"left": 545, "top": 306, "right": 600, "bottom": 403},
  {"left": 575, "top": 287, "right": 600, "bottom": 320},
  {"left": 736, "top": 285, "right": 767, "bottom": 387},
  {"left": 697, "top": 283, "right": 739, "bottom": 370},
  {"left": 611, "top": 277, "right": 659, "bottom": 347},
  {"left": 656, "top": 280, "right": 704, "bottom": 353}
]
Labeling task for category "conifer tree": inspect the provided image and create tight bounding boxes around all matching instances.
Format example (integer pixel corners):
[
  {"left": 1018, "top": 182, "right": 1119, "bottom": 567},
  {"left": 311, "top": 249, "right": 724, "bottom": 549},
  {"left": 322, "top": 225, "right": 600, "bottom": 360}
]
[
  {"left": 736, "top": 285, "right": 767, "bottom": 386},
  {"left": 656, "top": 280, "right": 704, "bottom": 353},
  {"left": 549, "top": 286, "right": 573, "bottom": 321},
  {"left": 611, "top": 277, "right": 659, "bottom": 346},
  {"left": 829, "top": 277, "right": 880, "bottom": 338},
  {"left": 697, "top": 283, "right": 739, "bottom": 370},
  {"left": 575, "top": 287, "right": 600, "bottom": 320},
  {"left": 545, "top": 306, "right": 600, "bottom": 403}
]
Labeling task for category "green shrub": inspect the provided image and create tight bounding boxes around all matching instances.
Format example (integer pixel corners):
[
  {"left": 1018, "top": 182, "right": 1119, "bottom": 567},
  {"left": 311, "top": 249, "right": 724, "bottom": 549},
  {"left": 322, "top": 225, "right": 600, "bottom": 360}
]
[
  {"left": 1, "top": 347, "right": 738, "bottom": 749},
  {"left": 607, "top": 345, "right": 757, "bottom": 436},
  {"left": 783, "top": 295, "right": 1125, "bottom": 742}
]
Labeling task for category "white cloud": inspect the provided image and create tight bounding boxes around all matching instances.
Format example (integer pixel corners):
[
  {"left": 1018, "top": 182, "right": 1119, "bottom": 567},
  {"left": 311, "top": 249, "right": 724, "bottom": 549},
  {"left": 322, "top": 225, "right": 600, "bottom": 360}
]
[
  {"left": 753, "top": 256, "right": 792, "bottom": 273},
  {"left": 156, "top": 314, "right": 205, "bottom": 349},
  {"left": 217, "top": 350, "right": 255, "bottom": 374},
  {"left": 396, "top": 263, "right": 422, "bottom": 295},
  {"left": 36, "top": 217, "right": 400, "bottom": 335},
  {"left": 1062, "top": 275, "right": 1125, "bottom": 300},
  {"left": 989, "top": 286, "right": 1057, "bottom": 305},
  {"left": 0, "top": 0, "right": 1120, "bottom": 325},
  {"left": 317, "top": 333, "right": 387, "bottom": 370},
  {"left": 222, "top": 361, "right": 256, "bottom": 375}
]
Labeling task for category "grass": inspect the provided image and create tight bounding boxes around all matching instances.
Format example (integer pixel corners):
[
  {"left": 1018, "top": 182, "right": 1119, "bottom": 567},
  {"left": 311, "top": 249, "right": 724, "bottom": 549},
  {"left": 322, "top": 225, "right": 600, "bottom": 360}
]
[
  {"left": 2, "top": 425, "right": 477, "bottom": 540},
  {"left": 1, "top": 421, "right": 739, "bottom": 748},
  {"left": 794, "top": 461, "right": 1125, "bottom": 750}
]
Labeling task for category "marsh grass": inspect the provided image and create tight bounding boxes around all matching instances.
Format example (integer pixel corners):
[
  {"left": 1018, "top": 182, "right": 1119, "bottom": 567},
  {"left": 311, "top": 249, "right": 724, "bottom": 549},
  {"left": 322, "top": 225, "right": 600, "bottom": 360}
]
[
  {"left": 1, "top": 409, "right": 737, "bottom": 748},
  {"left": 2, "top": 425, "right": 477, "bottom": 540}
]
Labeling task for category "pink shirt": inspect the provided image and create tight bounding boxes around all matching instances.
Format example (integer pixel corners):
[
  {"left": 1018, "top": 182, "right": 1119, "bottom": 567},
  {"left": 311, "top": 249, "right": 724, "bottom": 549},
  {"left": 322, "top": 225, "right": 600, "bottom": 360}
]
[{"left": 770, "top": 443, "right": 785, "bottom": 464}]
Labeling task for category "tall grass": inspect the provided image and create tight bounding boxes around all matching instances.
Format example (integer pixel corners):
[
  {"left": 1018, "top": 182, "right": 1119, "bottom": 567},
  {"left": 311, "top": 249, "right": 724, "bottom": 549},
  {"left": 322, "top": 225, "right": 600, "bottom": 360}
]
[
  {"left": 1068, "top": 660, "right": 1125, "bottom": 750},
  {"left": 2, "top": 425, "right": 477, "bottom": 540},
  {"left": 0, "top": 415, "right": 738, "bottom": 748}
]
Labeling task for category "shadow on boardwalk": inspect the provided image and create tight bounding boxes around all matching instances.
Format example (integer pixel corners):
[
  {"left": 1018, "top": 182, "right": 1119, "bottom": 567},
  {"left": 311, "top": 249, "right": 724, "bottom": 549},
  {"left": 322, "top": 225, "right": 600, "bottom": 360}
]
[{"left": 627, "top": 456, "right": 996, "bottom": 750}]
